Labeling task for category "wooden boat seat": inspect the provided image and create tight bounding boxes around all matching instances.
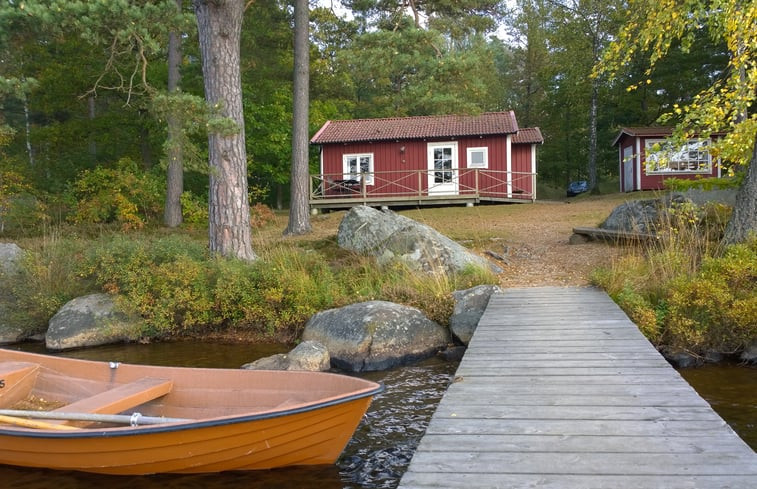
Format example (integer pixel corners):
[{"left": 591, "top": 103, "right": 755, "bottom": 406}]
[{"left": 54, "top": 377, "right": 173, "bottom": 415}]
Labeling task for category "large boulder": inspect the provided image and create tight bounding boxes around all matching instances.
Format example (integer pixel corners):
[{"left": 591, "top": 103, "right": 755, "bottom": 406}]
[
  {"left": 450, "top": 285, "right": 502, "bottom": 345},
  {"left": 46, "top": 294, "right": 140, "bottom": 350},
  {"left": 741, "top": 342, "right": 757, "bottom": 364},
  {"left": 302, "top": 300, "right": 450, "bottom": 372},
  {"left": 0, "top": 243, "right": 23, "bottom": 275},
  {"left": 337, "top": 206, "right": 501, "bottom": 275},
  {"left": 0, "top": 243, "right": 27, "bottom": 344},
  {"left": 241, "top": 341, "right": 331, "bottom": 371},
  {"left": 0, "top": 323, "right": 27, "bottom": 345},
  {"left": 600, "top": 199, "right": 662, "bottom": 234}
]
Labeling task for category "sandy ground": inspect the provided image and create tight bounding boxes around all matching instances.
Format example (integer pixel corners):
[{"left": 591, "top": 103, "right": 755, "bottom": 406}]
[{"left": 475, "top": 200, "right": 629, "bottom": 287}]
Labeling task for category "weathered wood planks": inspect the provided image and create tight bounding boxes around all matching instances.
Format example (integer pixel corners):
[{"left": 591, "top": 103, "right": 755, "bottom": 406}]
[{"left": 398, "top": 286, "right": 757, "bottom": 489}]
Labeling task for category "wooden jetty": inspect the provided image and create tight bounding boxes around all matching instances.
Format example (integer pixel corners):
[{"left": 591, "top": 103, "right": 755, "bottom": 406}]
[{"left": 398, "top": 286, "right": 757, "bottom": 489}]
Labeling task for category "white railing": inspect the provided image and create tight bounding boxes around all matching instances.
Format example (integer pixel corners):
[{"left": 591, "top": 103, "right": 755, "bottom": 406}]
[{"left": 310, "top": 168, "right": 536, "bottom": 202}]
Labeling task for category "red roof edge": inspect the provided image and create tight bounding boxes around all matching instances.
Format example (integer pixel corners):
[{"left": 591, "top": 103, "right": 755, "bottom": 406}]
[
  {"left": 513, "top": 127, "right": 543, "bottom": 144},
  {"left": 309, "top": 120, "right": 332, "bottom": 144}
]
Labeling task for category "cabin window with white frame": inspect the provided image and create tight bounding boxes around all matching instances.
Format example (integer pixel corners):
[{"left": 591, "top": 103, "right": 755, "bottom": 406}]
[
  {"left": 467, "top": 147, "right": 488, "bottom": 169},
  {"left": 645, "top": 139, "right": 712, "bottom": 173},
  {"left": 342, "top": 153, "right": 374, "bottom": 185}
]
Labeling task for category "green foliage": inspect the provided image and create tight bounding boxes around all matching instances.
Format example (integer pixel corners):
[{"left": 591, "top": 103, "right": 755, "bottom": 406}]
[
  {"left": 658, "top": 200, "right": 732, "bottom": 253},
  {"left": 594, "top": 202, "right": 755, "bottom": 354},
  {"left": 179, "top": 191, "right": 208, "bottom": 225},
  {"left": 79, "top": 235, "right": 344, "bottom": 340},
  {"left": 663, "top": 175, "right": 743, "bottom": 192},
  {"left": 75, "top": 231, "right": 497, "bottom": 340},
  {"left": 616, "top": 285, "right": 661, "bottom": 343},
  {"left": 597, "top": 0, "right": 757, "bottom": 169},
  {"left": 0, "top": 233, "right": 93, "bottom": 333},
  {"left": 66, "top": 158, "right": 163, "bottom": 230},
  {"left": 665, "top": 240, "right": 757, "bottom": 353}
]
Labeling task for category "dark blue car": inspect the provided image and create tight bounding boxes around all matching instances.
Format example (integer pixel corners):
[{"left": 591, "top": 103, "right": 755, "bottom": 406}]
[{"left": 567, "top": 180, "right": 589, "bottom": 197}]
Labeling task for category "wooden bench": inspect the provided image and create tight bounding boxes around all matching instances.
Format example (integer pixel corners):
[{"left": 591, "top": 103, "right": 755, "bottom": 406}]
[
  {"left": 53, "top": 377, "right": 173, "bottom": 416},
  {"left": 0, "top": 362, "right": 41, "bottom": 407},
  {"left": 572, "top": 226, "right": 657, "bottom": 243}
]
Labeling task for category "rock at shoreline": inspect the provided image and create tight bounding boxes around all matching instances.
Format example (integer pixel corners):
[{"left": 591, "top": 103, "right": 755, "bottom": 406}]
[
  {"left": 0, "top": 243, "right": 30, "bottom": 344},
  {"left": 0, "top": 243, "right": 23, "bottom": 276},
  {"left": 741, "top": 342, "right": 757, "bottom": 364},
  {"left": 450, "top": 285, "right": 502, "bottom": 345},
  {"left": 302, "top": 300, "right": 450, "bottom": 372},
  {"left": 337, "top": 205, "right": 502, "bottom": 275},
  {"left": 46, "top": 293, "right": 140, "bottom": 350},
  {"left": 242, "top": 340, "right": 331, "bottom": 371}
]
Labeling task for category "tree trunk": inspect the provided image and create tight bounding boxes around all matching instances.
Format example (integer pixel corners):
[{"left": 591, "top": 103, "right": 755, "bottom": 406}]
[
  {"left": 164, "top": 0, "right": 184, "bottom": 228},
  {"left": 723, "top": 133, "right": 757, "bottom": 245},
  {"left": 284, "top": 0, "right": 312, "bottom": 236},
  {"left": 194, "top": 0, "right": 256, "bottom": 260},
  {"left": 22, "top": 93, "right": 34, "bottom": 166},
  {"left": 587, "top": 79, "right": 598, "bottom": 192},
  {"left": 88, "top": 95, "right": 97, "bottom": 161}
]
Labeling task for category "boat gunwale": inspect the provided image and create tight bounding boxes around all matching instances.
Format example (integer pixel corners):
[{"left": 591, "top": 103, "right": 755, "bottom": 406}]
[
  {"left": 0, "top": 381, "right": 384, "bottom": 439},
  {"left": 0, "top": 349, "right": 384, "bottom": 439}
]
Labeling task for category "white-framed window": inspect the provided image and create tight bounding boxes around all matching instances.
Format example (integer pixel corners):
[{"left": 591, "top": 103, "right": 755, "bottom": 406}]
[
  {"left": 467, "top": 147, "right": 489, "bottom": 168},
  {"left": 645, "top": 138, "right": 712, "bottom": 173},
  {"left": 342, "top": 153, "right": 374, "bottom": 185}
]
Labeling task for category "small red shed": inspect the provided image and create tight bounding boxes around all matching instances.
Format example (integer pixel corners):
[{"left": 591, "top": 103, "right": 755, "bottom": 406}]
[
  {"left": 309, "top": 112, "right": 542, "bottom": 209},
  {"left": 613, "top": 127, "right": 722, "bottom": 192}
]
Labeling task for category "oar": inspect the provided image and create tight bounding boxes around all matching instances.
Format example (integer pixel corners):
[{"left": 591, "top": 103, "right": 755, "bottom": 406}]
[
  {"left": 0, "top": 414, "right": 80, "bottom": 431},
  {"left": 0, "top": 409, "right": 190, "bottom": 426}
]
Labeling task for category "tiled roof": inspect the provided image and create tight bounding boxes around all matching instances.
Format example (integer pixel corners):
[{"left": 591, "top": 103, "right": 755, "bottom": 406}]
[
  {"left": 311, "top": 111, "right": 519, "bottom": 144},
  {"left": 513, "top": 127, "right": 543, "bottom": 144},
  {"left": 612, "top": 126, "right": 673, "bottom": 146}
]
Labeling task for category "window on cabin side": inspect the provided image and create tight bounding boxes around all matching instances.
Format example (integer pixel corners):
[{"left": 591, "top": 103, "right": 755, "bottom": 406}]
[
  {"left": 342, "top": 153, "right": 374, "bottom": 184},
  {"left": 467, "top": 147, "right": 488, "bottom": 169},
  {"left": 645, "top": 139, "right": 712, "bottom": 173}
]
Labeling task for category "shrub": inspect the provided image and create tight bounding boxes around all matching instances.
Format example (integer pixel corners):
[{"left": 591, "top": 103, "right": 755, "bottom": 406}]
[
  {"left": 663, "top": 175, "right": 742, "bottom": 192},
  {"left": 664, "top": 240, "right": 757, "bottom": 354},
  {"left": 180, "top": 191, "right": 208, "bottom": 225},
  {"left": 82, "top": 235, "right": 346, "bottom": 340},
  {"left": 1, "top": 233, "right": 93, "bottom": 333},
  {"left": 23, "top": 228, "right": 500, "bottom": 342},
  {"left": 250, "top": 203, "right": 276, "bottom": 229},
  {"left": 615, "top": 286, "right": 661, "bottom": 344},
  {"left": 67, "top": 158, "right": 163, "bottom": 230},
  {"left": 82, "top": 234, "right": 214, "bottom": 336}
]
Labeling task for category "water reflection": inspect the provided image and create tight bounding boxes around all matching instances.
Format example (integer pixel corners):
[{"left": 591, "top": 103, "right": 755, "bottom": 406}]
[
  {"left": 678, "top": 362, "right": 757, "bottom": 451},
  {"left": 2, "top": 342, "right": 457, "bottom": 489}
]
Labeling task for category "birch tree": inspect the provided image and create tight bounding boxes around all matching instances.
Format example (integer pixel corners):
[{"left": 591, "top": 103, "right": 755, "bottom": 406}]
[{"left": 597, "top": 0, "right": 757, "bottom": 243}]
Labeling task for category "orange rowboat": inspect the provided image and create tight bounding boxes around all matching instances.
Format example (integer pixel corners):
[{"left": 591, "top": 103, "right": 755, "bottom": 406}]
[{"left": 0, "top": 348, "right": 383, "bottom": 475}]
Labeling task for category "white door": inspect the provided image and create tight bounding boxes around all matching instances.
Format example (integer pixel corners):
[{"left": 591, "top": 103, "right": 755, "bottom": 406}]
[
  {"left": 623, "top": 146, "right": 634, "bottom": 192},
  {"left": 427, "top": 142, "right": 459, "bottom": 195}
]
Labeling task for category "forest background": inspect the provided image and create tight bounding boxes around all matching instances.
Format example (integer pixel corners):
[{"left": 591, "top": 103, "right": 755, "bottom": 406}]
[
  {"left": 0, "top": 0, "right": 731, "bottom": 229},
  {"left": 0, "top": 1, "right": 754, "bottom": 354}
]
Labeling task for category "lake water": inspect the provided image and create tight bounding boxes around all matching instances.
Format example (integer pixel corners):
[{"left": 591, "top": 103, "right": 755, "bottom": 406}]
[{"left": 1, "top": 342, "right": 754, "bottom": 488}]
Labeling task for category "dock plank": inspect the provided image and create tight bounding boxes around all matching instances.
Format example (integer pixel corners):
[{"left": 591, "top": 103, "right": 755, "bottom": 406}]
[{"left": 397, "top": 286, "right": 757, "bottom": 489}]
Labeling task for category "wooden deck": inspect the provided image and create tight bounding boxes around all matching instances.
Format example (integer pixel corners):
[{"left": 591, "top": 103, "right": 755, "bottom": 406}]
[{"left": 398, "top": 287, "right": 757, "bottom": 489}]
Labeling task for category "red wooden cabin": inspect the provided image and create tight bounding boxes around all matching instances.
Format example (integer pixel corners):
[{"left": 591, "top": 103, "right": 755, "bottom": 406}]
[
  {"left": 309, "top": 112, "right": 542, "bottom": 210},
  {"left": 613, "top": 127, "right": 722, "bottom": 192}
]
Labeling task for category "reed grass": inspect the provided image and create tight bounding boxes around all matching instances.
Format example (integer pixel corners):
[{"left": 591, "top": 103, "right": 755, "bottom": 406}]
[{"left": 592, "top": 199, "right": 756, "bottom": 354}]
